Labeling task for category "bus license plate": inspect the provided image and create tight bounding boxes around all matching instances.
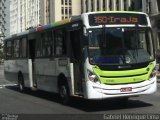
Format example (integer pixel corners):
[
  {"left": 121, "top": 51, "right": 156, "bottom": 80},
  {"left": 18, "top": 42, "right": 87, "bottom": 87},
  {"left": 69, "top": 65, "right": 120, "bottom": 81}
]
[{"left": 120, "top": 87, "right": 132, "bottom": 92}]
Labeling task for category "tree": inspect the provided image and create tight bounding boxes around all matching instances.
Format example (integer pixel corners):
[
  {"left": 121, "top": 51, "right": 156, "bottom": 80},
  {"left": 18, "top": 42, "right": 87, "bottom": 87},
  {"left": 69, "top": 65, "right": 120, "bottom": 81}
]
[{"left": 0, "top": 43, "right": 4, "bottom": 63}]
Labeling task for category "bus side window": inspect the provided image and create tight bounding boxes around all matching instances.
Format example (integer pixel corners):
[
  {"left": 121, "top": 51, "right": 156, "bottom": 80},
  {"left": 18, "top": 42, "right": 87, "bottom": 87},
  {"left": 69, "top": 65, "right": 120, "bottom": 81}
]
[
  {"left": 36, "top": 33, "right": 43, "bottom": 57},
  {"left": 6, "top": 41, "right": 12, "bottom": 59},
  {"left": 52, "top": 31, "right": 55, "bottom": 56},
  {"left": 48, "top": 31, "right": 53, "bottom": 56},
  {"left": 70, "top": 29, "right": 82, "bottom": 61},
  {"left": 20, "top": 38, "right": 27, "bottom": 58},
  {"left": 55, "top": 29, "right": 66, "bottom": 56},
  {"left": 13, "top": 39, "right": 20, "bottom": 58},
  {"left": 42, "top": 31, "right": 53, "bottom": 57}
]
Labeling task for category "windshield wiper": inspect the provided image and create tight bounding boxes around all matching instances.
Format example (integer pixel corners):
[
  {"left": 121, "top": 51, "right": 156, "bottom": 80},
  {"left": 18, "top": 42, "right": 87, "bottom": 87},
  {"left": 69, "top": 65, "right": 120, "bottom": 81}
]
[
  {"left": 101, "top": 25, "right": 106, "bottom": 55},
  {"left": 121, "top": 28, "right": 126, "bottom": 64},
  {"left": 135, "top": 24, "right": 139, "bottom": 56}
]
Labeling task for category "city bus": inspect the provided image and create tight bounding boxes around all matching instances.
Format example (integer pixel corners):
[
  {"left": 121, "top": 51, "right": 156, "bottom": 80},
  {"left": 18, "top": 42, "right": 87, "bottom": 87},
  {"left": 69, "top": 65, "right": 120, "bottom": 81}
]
[{"left": 4, "top": 11, "right": 157, "bottom": 104}]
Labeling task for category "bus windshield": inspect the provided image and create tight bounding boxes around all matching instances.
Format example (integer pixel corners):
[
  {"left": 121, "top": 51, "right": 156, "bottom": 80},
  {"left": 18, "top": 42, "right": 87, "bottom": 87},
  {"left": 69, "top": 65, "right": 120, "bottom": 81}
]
[{"left": 88, "top": 27, "right": 154, "bottom": 65}]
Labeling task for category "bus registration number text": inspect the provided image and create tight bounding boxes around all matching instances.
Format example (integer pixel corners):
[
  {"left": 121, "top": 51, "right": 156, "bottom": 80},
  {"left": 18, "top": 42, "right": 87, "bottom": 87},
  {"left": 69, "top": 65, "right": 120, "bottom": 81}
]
[{"left": 120, "top": 87, "right": 132, "bottom": 92}]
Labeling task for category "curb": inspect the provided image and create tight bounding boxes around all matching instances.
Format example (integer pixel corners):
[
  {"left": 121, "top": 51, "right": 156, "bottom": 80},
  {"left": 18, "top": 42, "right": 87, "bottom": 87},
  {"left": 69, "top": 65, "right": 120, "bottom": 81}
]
[{"left": 0, "top": 84, "right": 17, "bottom": 88}]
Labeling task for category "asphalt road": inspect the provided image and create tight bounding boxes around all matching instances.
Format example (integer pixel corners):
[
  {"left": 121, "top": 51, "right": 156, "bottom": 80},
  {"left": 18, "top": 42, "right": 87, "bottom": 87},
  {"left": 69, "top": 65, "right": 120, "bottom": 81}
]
[{"left": 0, "top": 64, "right": 160, "bottom": 120}]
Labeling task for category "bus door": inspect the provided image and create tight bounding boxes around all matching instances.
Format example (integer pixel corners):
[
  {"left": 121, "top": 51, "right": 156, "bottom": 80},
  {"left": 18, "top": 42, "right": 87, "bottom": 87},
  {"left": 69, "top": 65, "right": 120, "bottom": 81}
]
[
  {"left": 28, "top": 39, "right": 37, "bottom": 88},
  {"left": 69, "top": 29, "right": 84, "bottom": 95}
]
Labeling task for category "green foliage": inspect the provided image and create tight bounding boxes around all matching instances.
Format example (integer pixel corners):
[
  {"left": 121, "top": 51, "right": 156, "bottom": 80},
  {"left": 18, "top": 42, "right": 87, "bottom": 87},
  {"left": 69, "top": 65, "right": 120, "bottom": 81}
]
[
  {"left": 0, "top": 43, "right": 4, "bottom": 61},
  {"left": 0, "top": 49, "right": 4, "bottom": 60},
  {"left": 0, "top": 43, "right": 2, "bottom": 49}
]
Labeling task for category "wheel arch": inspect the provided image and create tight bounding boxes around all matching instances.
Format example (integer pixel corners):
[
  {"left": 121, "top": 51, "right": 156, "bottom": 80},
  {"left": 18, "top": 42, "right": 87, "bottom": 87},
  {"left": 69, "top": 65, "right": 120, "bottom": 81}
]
[
  {"left": 18, "top": 71, "right": 23, "bottom": 81},
  {"left": 57, "top": 73, "right": 69, "bottom": 88}
]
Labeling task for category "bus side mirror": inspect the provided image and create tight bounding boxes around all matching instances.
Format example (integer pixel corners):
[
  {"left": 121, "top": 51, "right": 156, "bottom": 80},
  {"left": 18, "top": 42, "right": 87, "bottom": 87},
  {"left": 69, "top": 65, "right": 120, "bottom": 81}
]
[{"left": 83, "top": 26, "right": 88, "bottom": 46}]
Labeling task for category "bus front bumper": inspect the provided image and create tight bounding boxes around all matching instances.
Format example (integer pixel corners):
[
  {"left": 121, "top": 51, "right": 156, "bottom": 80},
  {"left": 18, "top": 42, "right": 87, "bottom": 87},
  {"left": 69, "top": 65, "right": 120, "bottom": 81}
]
[{"left": 85, "top": 77, "right": 157, "bottom": 99}]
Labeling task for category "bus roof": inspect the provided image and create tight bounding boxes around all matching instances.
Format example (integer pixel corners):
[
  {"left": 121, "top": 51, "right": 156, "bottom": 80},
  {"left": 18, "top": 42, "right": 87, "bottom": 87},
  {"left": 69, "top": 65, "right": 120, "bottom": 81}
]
[
  {"left": 4, "top": 11, "right": 149, "bottom": 41},
  {"left": 5, "top": 16, "right": 81, "bottom": 41}
]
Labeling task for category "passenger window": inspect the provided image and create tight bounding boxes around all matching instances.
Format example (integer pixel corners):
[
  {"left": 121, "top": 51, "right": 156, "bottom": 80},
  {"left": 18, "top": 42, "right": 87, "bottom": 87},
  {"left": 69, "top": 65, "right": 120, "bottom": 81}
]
[
  {"left": 6, "top": 41, "right": 12, "bottom": 58},
  {"left": 13, "top": 39, "right": 20, "bottom": 58},
  {"left": 42, "top": 32, "right": 53, "bottom": 57},
  {"left": 36, "top": 33, "right": 43, "bottom": 57},
  {"left": 20, "top": 38, "right": 27, "bottom": 58},
  {"left": 55, "top": 30, "right": 66, "bottom": 56}
]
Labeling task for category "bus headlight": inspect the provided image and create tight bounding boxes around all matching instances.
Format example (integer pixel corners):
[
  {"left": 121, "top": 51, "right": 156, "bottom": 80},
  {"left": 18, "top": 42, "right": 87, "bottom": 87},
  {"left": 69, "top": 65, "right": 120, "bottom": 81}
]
[
  {"left": 149, "top": 68, "right": 157, "bottom": 79},
  {"left": 87, "top": 70, "right": 100, "bottom": 83}
]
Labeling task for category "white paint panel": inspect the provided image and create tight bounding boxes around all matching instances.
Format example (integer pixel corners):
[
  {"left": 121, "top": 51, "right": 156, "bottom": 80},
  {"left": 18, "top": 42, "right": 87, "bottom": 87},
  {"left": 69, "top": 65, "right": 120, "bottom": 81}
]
[
  {"left": 28, "top": 59, "right": 33, "bottom": 88},
  {"left": 4, "top": 59, "right": 30, "bottom": 86}
]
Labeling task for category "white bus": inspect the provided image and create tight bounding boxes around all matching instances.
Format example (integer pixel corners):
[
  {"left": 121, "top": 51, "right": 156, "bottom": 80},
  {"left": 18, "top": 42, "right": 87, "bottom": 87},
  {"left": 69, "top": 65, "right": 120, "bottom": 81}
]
[{"left": 4, "top": 11, "right": 157, "bottom": 104}]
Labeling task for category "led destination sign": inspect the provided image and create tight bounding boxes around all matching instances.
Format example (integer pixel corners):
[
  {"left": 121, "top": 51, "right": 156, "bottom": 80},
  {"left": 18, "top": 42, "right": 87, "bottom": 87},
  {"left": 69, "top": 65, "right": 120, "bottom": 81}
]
[
  {"left": 94, "top": 16, "right": 138, "bottom": 24},
  {"left": 89, "top": 13, "right": 148, "bottom": 26}
]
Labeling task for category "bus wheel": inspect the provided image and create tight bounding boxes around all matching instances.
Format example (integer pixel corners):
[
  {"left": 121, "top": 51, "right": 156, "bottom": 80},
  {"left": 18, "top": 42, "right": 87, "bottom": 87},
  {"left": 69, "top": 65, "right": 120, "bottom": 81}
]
[
  {"left": 18, "top": 74, "right": 25, "bottom": 92},
  {"left": 59, "top": 84, "right": 70, "bottom": 105}
]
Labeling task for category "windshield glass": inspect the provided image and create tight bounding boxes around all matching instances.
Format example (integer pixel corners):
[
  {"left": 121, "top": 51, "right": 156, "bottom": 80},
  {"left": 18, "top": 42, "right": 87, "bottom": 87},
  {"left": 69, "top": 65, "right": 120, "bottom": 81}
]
[{"left": 88, "top": 27, "right": 154, "bottom": 65}]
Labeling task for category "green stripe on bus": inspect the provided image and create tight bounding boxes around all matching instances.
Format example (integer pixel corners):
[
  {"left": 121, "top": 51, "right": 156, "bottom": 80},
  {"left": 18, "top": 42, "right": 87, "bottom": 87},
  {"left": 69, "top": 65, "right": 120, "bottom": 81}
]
[{"left": 93, "top": 62, "right": 154, "bottom": 84}]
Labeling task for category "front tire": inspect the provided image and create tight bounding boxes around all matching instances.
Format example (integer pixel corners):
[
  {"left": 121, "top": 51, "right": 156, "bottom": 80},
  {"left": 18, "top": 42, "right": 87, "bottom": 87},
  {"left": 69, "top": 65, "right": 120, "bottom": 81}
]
[
  {"left": 18, "top": 74, "right": 25, "bottom": 92},
  {"left": 59, "top": 84, "right": 70, "bottom": 105}
]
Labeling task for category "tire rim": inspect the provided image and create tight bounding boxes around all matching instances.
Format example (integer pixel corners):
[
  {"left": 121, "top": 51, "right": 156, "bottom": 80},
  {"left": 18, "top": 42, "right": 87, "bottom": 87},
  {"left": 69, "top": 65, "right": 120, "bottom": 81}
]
[
  {"left": 60, "top": 86, "right": 67, "bottom": 98},
  {"left": 19, "top": 82, "right": 23, "bottom": 91}
]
